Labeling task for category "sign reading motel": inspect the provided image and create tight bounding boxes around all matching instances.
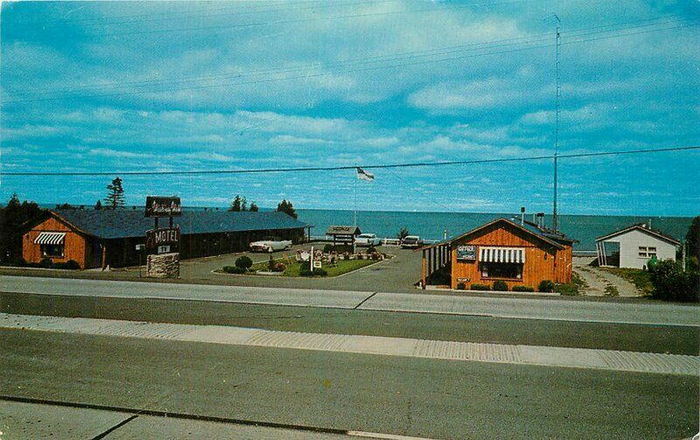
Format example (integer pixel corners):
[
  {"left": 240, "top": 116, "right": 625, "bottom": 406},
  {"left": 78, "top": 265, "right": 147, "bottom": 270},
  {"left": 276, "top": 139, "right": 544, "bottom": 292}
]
[
  {"left": 146, "top": 227, "right": 180, "bottom": 253},
  {"left": 145, "top": 196, "right": 182, "bottom": 217}
]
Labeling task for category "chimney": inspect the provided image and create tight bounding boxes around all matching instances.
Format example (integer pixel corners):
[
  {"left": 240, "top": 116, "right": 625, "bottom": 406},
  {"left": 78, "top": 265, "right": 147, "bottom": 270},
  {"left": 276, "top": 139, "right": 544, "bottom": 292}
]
[{"left": 520, "top": 207, "right": 525, "bottom": 225}]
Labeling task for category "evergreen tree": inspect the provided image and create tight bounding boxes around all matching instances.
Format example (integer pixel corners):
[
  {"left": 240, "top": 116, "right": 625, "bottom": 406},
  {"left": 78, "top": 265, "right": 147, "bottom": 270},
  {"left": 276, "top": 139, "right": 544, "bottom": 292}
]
[
  {"left": 104, "top": 177, "right": 125, "bottom": 209},
  {"left": 94, "top": 200, "right": 102, "bottom": 210},
  {"left": 241, "top": 197, "right": 248, "bottom": 212},
  {"left": 0, "top": 194, "right": 47, "bottom": 263},
  {"left": 229, "top": 195, "right": 242, "bottom": 212},
  {"left": 249, "top": 202, "right": 259, "bottom": 212},
  {"left": 686, "top": 216, "right": 700, "bottom": 270},
  {"left": 276, "top": 199, "right": 297, "bottom": 219}
]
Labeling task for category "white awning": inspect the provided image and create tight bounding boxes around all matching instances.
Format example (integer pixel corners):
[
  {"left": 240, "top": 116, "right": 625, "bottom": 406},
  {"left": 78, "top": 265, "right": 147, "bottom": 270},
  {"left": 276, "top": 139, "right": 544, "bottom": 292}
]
[
  {"left": 34, "top": 232, "right": 66, "bottom": 245},
  {"left": 479, "top": 246, "right": 525, "bottom": 263}
]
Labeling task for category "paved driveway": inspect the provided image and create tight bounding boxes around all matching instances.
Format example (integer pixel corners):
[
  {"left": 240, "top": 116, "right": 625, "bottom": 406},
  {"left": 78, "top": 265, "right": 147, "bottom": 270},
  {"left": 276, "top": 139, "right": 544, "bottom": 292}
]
[{"left": 177, "top": 245, "right": 422, "bottom": 292}]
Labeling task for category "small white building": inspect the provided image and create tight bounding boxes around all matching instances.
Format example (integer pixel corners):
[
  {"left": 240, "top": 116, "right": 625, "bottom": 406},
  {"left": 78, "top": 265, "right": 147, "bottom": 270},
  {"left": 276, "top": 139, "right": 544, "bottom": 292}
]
[{"left": 595, "top": 224, "right": 680, "bottom": 269}]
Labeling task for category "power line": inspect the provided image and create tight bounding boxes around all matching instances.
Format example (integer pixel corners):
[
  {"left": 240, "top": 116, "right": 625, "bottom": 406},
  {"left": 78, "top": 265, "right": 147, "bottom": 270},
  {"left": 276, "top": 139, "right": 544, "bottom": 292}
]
[
  {"left": 4, "top": 18, "right": 695, "bottom": 105},
  {"left": 2, "top": 146, "right": 697, "bottom": 177},
  {"left": 9, "top": 15, "right": 687, "bottom": 97}
]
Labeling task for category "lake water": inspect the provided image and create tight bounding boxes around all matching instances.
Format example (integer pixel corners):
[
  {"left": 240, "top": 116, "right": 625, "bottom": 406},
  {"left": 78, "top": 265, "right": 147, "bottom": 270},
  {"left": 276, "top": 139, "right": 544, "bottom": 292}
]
[{"left": 296, "top": 209, "right": 695, "bottom": 251}]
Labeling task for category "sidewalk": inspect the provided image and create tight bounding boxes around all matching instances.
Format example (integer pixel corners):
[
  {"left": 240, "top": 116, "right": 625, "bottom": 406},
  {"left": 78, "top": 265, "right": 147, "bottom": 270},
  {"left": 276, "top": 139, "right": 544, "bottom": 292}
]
[
  {"left": 0, "top": 399, "right": 367, "bottom": 440},
  {"left": 2, "top": 313, "right": 697, "bottom": 376}
]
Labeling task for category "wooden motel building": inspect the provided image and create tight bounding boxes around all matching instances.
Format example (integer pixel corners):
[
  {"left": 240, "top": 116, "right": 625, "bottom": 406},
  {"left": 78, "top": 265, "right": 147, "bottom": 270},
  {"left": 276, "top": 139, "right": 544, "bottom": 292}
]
[
  {"left": 421, "top": 218, "right": 576, "bottom": 290},
  {"left": 23, "top": 208, "right": 309, "bottom": 269}
]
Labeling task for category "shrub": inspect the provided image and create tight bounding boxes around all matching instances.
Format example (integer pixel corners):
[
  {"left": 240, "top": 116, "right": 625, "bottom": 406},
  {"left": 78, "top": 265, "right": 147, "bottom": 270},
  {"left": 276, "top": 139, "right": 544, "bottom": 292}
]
[
  {"left": 492, "top": 280, "right": 508, "bottom": 291},
  {"left": 40, "top": 258, "right": 53, "bottom": 268},
  {"left": 300, "top": 267, "right": 327, "bottom": 277},
  {"left": 471, "top": 283, "right": 491, "bottom": 291},
  {"left": 512, "top": 285, "right": 535, "bottom": 292},
  {"left": 456, "top": 282, "right": 466, "bottom": 290},
  {"left": 268, "top": 255, "right": 275, "bottom": 271},
  {"left": 649, "top": 260, "right": 699, "bottom": 302},
  {"left": 273, "top": 262, "right": 286, "bottom": 272},
  {"left": 555, "top": 283, "right": 579, "bottom": 296},
  {"left": 367, "top": 246, "right": 377, "bottom": 254},
  {"left": 427, "top": 267, "right": 451, "bottom": 285},
  {"left": 223, "top": 265, "right": 246, "bottom": 274},
  {"left": 54, "top": 260, "right": 80, "bottom": 270},
  {"left": 370, "top": 252, "right": 380, "bottom": 260},
  {"left": 235, "top": 256, "right": 253, "bottom": 270},
  {"left": 7, "top": 257, "right": 27, "bottom": 267},
  {"left": 323, "top": 244, "right": 334, "bottom": 253},
  {"left": 538, "top": 280, "right": 555, "bottom": 292}
]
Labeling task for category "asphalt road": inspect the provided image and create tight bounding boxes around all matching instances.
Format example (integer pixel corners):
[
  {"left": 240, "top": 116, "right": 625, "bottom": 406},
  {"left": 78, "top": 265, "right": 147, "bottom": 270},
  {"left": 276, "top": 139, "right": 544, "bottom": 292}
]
[
  {"left": 1, "top": 329, "right": 697, "bottom": 440},
  {"left": 1, "top": 275, "right": 698, "bottom": 326},
  {"left": 2, "top": 292, "right": 697, "bottom": 355}
]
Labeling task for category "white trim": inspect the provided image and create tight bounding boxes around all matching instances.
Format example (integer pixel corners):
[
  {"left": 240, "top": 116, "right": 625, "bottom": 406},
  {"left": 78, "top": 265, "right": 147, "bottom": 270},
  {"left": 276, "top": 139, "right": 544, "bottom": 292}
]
[
  {"left": 34, "top": 232, "right": 66, "bottom": 245},
  {"left": 480, "top": 246, "right": 525, "bottom": 263}
]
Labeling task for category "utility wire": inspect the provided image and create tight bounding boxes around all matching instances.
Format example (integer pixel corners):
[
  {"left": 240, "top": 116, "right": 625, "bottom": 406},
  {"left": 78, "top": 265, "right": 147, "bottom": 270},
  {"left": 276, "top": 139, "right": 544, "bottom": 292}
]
[
  {"left": 9, "top": 15, "right": 688, "bottom": 97},
  {"left": 5, "top": 19, "right": 695, "bottom": 104},
  {"left": 2, "top": 146, "right": 697, "bottom": 176}
]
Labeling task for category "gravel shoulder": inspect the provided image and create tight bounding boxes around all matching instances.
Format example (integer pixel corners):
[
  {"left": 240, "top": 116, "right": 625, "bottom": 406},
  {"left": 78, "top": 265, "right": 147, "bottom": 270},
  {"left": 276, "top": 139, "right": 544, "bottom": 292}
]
[{"left": 573, "top": 257, "right": 641, "bottom": 297}]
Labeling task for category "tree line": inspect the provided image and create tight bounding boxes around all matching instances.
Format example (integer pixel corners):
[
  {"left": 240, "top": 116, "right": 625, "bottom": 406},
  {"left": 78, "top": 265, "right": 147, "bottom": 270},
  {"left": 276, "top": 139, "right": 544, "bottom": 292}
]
[{"left": 1, "top": 177, "right": 301, "bottom": 263}]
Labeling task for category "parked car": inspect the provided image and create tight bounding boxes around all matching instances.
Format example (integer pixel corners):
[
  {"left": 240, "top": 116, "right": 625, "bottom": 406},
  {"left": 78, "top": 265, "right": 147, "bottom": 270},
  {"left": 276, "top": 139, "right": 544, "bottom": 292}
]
[
  {"left": 400, "top": 235, "right": 422, "bottom": 249},
  {"left": 355, "top": 233, "right": 382, "bottom": 247},
  {"left": 249, "top": 237, "right": 292, "bottom": 253}
]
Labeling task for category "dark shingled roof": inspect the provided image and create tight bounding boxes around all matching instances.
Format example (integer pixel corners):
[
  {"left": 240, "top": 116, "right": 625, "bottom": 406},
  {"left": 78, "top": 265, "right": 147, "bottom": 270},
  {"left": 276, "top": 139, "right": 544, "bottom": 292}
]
[
  {"left": 326, "top": 225, "right": 362, "bottom": 235},
  {"left": 422, "top": 217, "right": 576, "bottom": 250},
  {"left": 52, "top": 209, "right": 308, "bottom": 239}
]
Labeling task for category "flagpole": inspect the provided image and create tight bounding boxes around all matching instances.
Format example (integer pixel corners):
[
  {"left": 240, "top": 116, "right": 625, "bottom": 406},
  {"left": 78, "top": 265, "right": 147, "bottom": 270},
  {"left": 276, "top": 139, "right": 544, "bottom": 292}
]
[{"left": 353, "top": 172, "right": 357, "bottom": 227}]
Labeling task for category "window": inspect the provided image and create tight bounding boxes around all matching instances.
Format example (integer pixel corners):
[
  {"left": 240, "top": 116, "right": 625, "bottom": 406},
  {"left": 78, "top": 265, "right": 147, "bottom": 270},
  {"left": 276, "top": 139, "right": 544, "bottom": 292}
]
[
  {"left": 481, "top": 263, "right": 522, "bottom": 280},
  {"left": 41, "top": 244, "right": 64, "bottom": 257},
  {"left": 639, "top": 246, "right": 656, "bottom": 258}
]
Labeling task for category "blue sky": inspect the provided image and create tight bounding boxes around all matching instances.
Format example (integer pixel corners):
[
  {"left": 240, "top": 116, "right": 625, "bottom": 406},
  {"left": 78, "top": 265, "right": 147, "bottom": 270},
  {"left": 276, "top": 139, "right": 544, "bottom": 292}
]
[{"left": 1, "top": 0, "right": 699, "bottom": 215}]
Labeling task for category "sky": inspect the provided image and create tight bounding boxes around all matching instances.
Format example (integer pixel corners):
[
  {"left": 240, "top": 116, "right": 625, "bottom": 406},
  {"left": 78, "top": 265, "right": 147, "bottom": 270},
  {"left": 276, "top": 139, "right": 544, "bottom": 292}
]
[{"left": 1, "top": 0, "right": 699, "bottom": 216}]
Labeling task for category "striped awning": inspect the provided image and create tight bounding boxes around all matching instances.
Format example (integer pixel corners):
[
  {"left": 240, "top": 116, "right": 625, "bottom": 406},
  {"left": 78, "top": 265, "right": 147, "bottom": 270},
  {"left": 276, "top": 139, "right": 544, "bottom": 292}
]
[
  {"left": 34, "top": 232, "right": 66, "bottom": 245},
  {"left": 480, "top": 246, "right": 525, "bottom": 263}
]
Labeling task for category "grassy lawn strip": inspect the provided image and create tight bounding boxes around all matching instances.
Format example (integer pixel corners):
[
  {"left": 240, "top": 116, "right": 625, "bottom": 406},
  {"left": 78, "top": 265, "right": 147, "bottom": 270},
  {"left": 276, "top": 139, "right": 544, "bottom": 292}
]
[
  {"left": 600, "top": 267, "right": 653, "bottom": 295},
  {"left": 249, "top": 257, "right": 378, "bottom": 277}
]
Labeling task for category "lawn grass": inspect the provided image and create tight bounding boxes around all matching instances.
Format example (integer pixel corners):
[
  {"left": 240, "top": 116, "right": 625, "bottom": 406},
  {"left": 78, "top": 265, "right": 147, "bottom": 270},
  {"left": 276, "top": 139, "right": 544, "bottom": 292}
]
[
  {"left": 601, "top": 267, "right": 653, "bottom": 295},
  {"left": 248, "top": 257, "right": 378, "bottom": 277}
]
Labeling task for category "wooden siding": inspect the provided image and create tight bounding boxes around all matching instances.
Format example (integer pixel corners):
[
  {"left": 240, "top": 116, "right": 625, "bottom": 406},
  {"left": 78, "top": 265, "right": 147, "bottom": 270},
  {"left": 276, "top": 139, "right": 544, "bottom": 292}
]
[
  {"left": 22, "top": 217, "right": 91, "bottom": 269},
  {"left": 449, "top": 221, "right": 571, "bottom": 290},
  {"left": 22, "top": 212, "right": 308, "bottom": 269}
]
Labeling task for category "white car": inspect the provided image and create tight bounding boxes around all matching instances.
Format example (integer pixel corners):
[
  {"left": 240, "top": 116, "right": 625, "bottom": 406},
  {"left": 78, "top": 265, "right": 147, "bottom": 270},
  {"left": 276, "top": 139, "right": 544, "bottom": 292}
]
[
  {"left": 249, "top": 237, "right": 292, "bottom": 253},
  {"left": 355, "top": 233, "right": 382, "bottom": 247},
  {"left": 400, "top": 235, "right": 422, "bottom": 249}
]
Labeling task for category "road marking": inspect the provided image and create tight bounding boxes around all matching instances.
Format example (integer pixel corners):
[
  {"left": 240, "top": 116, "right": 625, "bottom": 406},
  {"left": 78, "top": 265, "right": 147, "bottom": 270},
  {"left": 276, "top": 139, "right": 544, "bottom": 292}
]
[
  {"left": 354, "top": 291, "right": 378, "bottom": 309},
  {"left": 0, "top": 395, "right": 435, "bottom": 439},
  {"left": 1, "top": 275, "right": 697, "bottom": 326},
  {"left": 2, "top": 313, "right": 698, "bottom": 376}
]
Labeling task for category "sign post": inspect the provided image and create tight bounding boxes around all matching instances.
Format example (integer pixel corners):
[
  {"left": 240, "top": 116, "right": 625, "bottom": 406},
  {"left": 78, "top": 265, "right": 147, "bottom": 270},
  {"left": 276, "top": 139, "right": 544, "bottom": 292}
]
[{"left": 144, "top": 196, "right": 182, "bottom": 278}]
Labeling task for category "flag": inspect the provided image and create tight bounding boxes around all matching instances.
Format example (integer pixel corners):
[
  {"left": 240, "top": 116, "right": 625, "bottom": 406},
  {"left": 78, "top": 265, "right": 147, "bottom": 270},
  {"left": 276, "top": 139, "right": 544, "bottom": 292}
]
[{"left": 356, "top": 167, "right": 374, "bottom": 181}]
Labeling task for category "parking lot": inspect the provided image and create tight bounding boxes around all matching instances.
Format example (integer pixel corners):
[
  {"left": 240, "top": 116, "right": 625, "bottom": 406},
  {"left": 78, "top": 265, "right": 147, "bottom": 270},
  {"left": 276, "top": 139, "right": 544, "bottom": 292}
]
[{"left": 0, "top": 245, "right": 424, "bottom": 293}]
